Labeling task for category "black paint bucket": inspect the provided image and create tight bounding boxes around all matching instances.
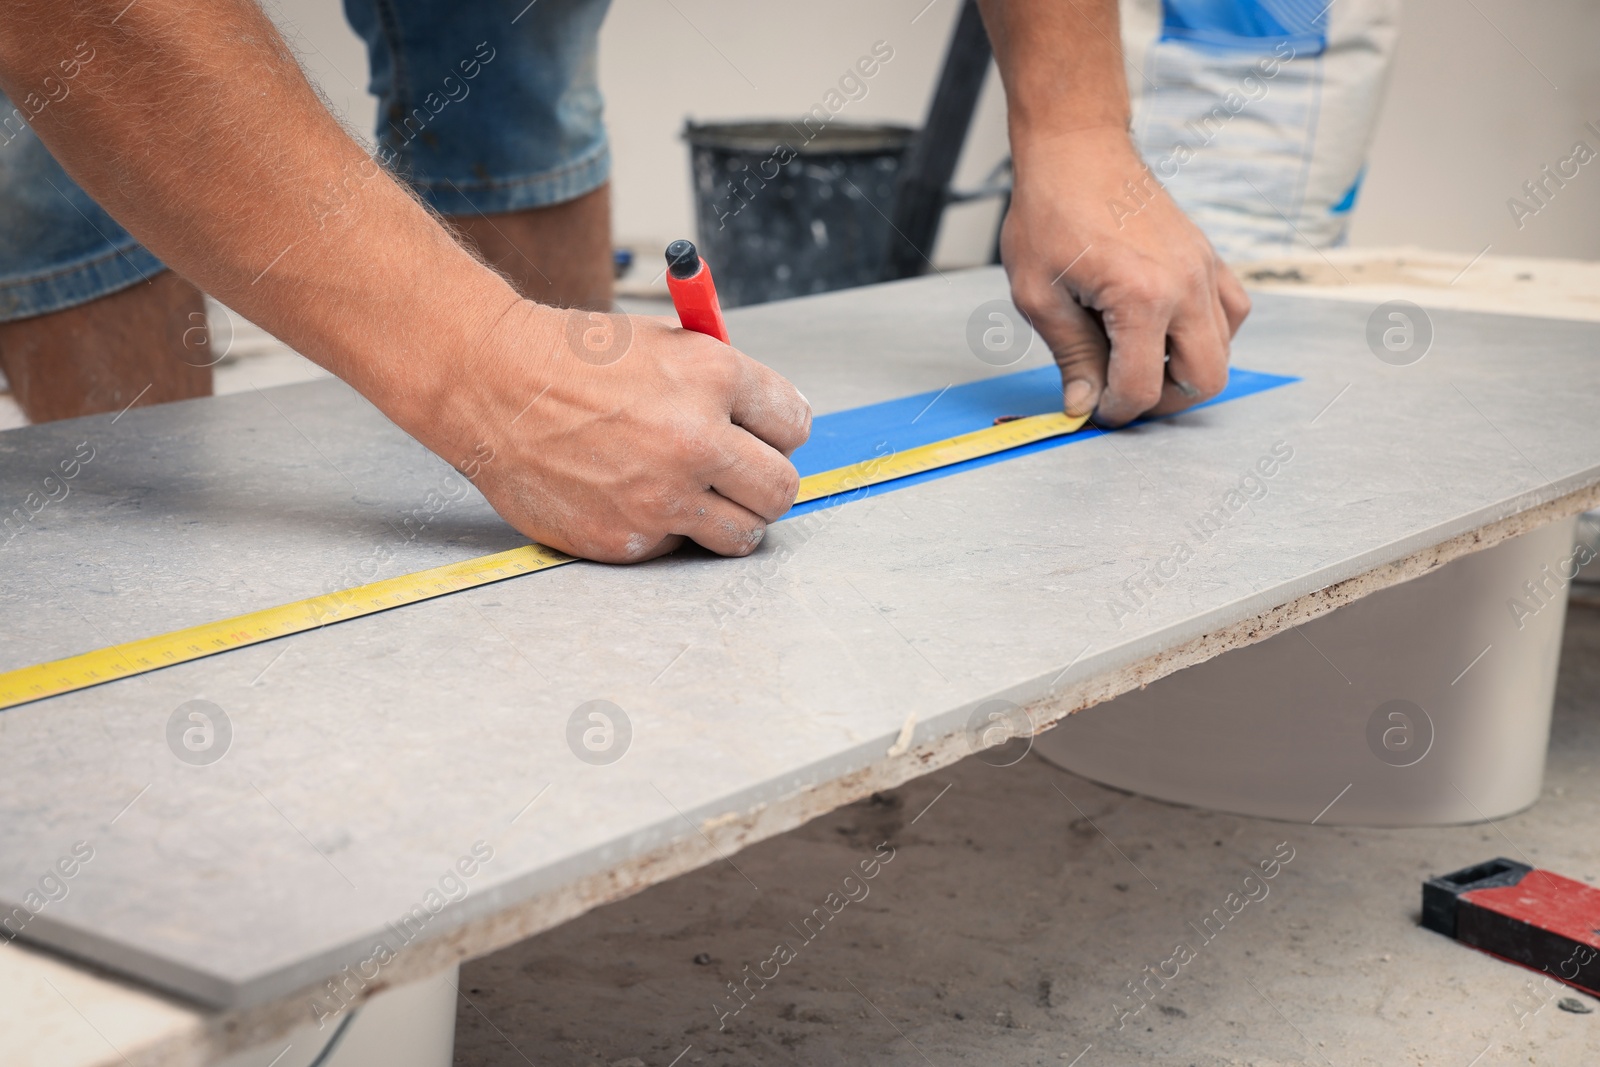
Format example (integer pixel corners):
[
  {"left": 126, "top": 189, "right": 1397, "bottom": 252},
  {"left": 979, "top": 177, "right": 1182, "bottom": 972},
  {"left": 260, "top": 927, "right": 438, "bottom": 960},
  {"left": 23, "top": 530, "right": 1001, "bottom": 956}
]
[{"left": 685, "top": 120, "right": 915, "bottom": 308}]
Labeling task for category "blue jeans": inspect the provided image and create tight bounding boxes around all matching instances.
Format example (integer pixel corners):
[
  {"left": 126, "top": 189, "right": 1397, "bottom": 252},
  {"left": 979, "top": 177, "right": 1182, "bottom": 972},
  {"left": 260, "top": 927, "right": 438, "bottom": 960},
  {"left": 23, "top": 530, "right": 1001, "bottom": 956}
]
[{"left": 0, "top": 0, "right": 612, "bottom": 322}]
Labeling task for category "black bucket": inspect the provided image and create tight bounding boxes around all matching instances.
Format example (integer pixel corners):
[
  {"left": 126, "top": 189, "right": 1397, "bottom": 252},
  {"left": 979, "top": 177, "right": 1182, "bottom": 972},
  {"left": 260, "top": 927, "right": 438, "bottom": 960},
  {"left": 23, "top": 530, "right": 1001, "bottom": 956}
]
[{"left": 685, "top": 120, "right": 915, "bottom": 308}]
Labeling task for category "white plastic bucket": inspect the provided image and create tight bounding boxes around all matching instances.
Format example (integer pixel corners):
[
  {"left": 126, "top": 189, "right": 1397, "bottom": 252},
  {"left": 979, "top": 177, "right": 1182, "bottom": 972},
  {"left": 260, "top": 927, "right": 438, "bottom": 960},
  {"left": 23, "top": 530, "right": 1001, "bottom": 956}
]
[
  {"left": 1034, "top": 518, "right": 1580, "bottom": 826},
  {"left": 217, "top": 964, "right": 457, "bottom": 1067}
]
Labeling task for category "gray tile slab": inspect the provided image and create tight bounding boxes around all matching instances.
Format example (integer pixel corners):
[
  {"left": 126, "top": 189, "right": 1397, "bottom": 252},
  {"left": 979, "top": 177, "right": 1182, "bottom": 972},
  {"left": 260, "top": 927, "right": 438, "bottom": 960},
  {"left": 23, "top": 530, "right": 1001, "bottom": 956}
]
[{"left": 1, "top": 269, "right": 1597, "bottom": 1008}]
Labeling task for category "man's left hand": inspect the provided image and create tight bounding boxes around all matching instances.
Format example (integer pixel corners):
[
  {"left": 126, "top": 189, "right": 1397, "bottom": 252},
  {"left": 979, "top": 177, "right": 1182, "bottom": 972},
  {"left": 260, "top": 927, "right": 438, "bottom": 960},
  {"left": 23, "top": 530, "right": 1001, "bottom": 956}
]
[{"left": 1000, "top": 125, "right": 1252, "bottom": 427}]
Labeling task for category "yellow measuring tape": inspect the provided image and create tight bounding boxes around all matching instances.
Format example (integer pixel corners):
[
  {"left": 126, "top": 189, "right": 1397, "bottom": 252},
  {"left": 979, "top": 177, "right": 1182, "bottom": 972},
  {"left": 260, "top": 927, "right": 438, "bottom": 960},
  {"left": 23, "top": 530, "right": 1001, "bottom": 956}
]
[{"left": 0, "top": 411, "right": 1087, "bottom": 711}]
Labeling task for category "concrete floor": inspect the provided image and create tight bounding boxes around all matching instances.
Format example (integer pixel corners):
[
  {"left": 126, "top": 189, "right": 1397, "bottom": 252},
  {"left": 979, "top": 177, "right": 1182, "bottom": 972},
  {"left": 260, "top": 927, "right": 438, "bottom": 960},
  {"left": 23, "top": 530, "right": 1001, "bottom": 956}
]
[{"left": 454, "top": 600, "right": 1600, "bottom": 1067}]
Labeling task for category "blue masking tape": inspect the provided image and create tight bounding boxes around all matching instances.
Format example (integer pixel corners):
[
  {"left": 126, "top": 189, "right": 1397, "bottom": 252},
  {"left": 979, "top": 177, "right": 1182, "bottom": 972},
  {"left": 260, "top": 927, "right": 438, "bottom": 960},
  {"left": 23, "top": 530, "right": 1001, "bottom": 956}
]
[{"left": 786, "top": 365, "right": 1299, "bottom": 518}]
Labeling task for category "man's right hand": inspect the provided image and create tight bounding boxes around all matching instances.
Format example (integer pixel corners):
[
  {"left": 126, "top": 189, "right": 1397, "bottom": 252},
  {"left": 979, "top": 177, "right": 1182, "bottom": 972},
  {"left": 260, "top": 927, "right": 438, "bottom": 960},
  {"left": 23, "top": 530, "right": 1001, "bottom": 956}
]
[
  {"left": 424, "top": 302, "right": 812, "bottom": 563},
  {"left": 0, "top": 0, "right": 812, "bottom": 566}
]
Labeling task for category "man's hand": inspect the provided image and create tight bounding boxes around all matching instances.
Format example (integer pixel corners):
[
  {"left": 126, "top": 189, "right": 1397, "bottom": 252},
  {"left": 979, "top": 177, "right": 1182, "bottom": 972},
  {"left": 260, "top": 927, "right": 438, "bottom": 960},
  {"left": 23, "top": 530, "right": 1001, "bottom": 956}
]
[
  {"left": 0, "top": 0, "right": 808, "bottom": 562},
  {"left": 425, "top": 304, "right": 810, "bottom": 563},
  {"left": 1002, "top": 126, "right": 1250, "bottom": 426},
  {"left": 978, "top": 0, "right": 1251, "bottom": 427}
]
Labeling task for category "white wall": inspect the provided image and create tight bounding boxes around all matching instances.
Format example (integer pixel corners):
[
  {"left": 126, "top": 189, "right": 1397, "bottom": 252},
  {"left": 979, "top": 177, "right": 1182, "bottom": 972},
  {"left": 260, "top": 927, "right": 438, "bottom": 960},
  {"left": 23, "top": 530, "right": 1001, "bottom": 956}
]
[
  {"left": 267, "top": 0, "right": 1600, "bottom": 266},
  {"left": 1348, "top": 0, "right": 1600, "bottom": 259}
]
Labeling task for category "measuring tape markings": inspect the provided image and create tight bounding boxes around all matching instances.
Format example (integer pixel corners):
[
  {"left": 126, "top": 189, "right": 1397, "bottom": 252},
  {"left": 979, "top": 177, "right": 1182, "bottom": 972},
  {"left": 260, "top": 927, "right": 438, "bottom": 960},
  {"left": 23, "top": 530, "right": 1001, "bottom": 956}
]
[{"left": 0, "top": 411, "right": 1088, "bottom": 711}]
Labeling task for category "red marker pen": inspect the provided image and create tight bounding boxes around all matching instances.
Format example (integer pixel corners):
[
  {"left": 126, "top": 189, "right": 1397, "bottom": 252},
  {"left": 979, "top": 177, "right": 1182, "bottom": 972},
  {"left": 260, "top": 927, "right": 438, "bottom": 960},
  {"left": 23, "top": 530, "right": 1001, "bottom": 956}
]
[{"left": 664, "top": 239, "right": 730, "bottom": 344}]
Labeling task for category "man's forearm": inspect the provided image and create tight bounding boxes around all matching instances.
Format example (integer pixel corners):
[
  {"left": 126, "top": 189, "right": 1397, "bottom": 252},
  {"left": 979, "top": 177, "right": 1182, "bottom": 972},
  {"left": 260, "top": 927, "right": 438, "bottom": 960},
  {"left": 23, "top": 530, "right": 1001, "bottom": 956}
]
[
  {"left": 976, "top": 0, "right": 1131, "bottom": 156},
  {"left": 0, "top": 0, "right": 516, "bottom": 434}
]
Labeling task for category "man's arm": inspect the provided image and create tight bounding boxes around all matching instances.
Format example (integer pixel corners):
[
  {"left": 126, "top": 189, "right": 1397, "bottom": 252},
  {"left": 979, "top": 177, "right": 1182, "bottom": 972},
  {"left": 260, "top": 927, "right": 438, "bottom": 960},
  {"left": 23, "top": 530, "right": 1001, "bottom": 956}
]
[
  {"left": 977, "top": 0, "right": 1251, "bottom": 426},
  {"left": 0, "top": 0, "right": 809, "bottom": 561}
]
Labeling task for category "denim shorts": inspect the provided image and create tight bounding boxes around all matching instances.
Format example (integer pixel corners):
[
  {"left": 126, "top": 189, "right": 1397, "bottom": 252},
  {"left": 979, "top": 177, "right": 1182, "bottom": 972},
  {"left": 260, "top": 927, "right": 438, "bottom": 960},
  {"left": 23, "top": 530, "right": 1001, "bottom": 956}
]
[{"left": 0, "top": 0, "right": 612, "bottom": 322}]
